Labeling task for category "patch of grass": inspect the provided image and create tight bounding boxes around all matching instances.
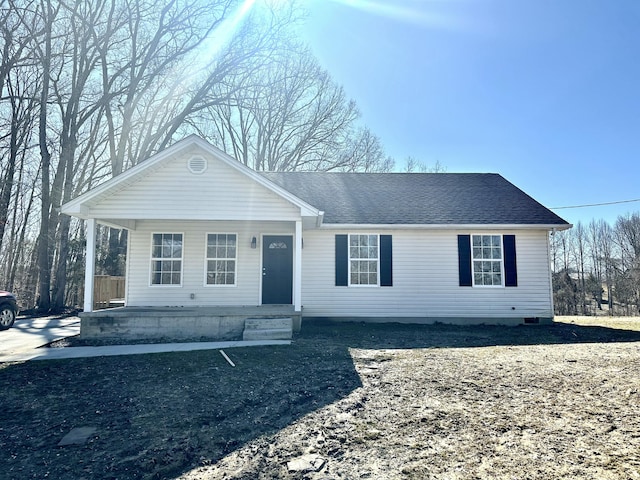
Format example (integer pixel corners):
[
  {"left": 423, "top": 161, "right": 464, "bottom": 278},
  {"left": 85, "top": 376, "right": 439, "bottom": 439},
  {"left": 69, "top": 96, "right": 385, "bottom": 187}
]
[{"left": 556, "top": 315, "right": 640, "bottom": 331}]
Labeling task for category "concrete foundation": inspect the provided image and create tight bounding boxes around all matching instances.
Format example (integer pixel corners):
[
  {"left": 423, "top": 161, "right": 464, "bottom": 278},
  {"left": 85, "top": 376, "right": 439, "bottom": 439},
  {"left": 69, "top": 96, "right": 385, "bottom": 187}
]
[
  {"left": 301, "top": 316, "right": 554, "bottom": 327},
  {"left": 79, "top": 306, "right": 301, "bottom": 341}
]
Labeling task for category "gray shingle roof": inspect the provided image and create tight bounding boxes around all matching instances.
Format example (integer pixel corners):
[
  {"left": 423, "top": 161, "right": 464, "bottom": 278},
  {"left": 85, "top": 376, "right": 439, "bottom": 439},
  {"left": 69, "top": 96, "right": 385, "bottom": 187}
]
[{"left": 261, "top": 172, "right": 569, "bottom": 226}]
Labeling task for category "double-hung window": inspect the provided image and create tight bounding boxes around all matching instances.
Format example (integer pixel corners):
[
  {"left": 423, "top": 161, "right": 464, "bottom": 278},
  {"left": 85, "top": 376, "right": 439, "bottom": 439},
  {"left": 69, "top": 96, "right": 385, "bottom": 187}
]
[
  {"left": 336, "top": 234, "right": 392, "bottom": 287},
  {"left": 472, "top": 234, "right": 503, "bottom": 286},
  {"left": 206, "top": 233, "right": 237, "bottom": 285},
  {"left": 458, "top": 234, "right": 517, "bottom": 287},
  {"left": 349, "top": 234, "right": 379, "bottom": 286},
  {"left": 151, "top": 233, "right": 183, "bottom": 285}
]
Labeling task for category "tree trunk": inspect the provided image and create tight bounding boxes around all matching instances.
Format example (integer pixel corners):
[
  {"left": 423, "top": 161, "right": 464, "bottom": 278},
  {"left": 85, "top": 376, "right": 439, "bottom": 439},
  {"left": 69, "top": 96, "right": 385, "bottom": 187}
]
[{"left": 36, "top": 0, "right": 53, "bottom": 312}]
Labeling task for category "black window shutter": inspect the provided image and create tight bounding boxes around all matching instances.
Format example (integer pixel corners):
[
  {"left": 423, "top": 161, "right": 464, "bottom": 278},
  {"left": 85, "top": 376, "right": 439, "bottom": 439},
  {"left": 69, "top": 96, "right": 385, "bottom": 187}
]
[
  {"left": 503, "top": 235, "right": 518, "bottom": 287},
  {"left": 458, "top": 235, "right": 472, "bottom": 287},
  {"left": 380, "top": 235, "right": 393, "bottom": 286},
  {"left": 335, "top": 235, "right": 348, "bottom": 286}
]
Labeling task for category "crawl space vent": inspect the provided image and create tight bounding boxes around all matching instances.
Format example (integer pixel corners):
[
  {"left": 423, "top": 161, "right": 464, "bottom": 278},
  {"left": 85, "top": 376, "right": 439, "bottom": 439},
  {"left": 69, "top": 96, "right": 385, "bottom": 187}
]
[{"left": 188, "top": 156, "right": 207, "bottom": 174}]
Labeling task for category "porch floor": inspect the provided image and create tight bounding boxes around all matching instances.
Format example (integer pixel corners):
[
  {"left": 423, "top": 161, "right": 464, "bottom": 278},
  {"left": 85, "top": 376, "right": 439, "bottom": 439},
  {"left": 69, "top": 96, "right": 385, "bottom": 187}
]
[{"left": 83, "top": 305, "right": 297, "bottom": 316}]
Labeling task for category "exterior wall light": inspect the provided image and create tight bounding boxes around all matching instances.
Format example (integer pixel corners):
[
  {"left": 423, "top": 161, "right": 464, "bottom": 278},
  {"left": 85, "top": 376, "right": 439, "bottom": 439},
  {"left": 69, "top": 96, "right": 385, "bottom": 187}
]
[{"left": 251, "top": 236, "right": 257, "bottom": 249}]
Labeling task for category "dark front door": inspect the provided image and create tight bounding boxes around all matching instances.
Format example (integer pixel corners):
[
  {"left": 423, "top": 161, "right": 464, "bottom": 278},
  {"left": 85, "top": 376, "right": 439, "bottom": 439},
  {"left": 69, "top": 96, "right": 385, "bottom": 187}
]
[{"left": 262, "top": 235, "right": 293, "bottom": 305}]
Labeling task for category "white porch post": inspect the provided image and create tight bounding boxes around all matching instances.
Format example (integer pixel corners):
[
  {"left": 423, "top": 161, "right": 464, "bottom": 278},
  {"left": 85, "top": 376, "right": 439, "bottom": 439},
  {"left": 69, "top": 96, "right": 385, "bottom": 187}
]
[
  {"left": 83, "top": 218, "right": 97, "bottom": 312},
  {"left": 294, "top": 220, "right": 302, "bottom": 312}
]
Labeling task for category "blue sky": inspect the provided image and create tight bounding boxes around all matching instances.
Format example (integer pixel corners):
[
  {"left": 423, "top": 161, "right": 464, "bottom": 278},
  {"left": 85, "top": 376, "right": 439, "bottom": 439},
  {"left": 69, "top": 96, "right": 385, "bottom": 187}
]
[{"left": 297, "top": 0, "right": 640, "bottom": 227}]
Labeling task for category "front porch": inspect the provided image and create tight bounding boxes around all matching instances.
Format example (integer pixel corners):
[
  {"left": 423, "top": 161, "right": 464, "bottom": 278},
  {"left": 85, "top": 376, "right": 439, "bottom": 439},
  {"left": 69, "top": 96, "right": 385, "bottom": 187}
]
[{"left": 79, "top": 305, "right": 300, "bottom": 341}]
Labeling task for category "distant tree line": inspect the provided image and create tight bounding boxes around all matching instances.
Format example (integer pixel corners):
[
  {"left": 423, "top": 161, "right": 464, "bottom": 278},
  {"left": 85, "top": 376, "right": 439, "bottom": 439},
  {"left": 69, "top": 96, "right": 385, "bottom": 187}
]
[
  {"left": 1, "top": 0, "right": 447, "bottom": 312},
  {"left": 551, "top": 212, "right": 640, "bottom": 316}
]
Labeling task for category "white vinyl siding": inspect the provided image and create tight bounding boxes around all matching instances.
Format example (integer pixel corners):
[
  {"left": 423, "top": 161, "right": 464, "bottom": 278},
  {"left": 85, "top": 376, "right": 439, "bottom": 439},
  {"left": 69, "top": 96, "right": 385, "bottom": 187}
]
[
  {"left": 127, "top": 222, "right": 553, "bottom": 321},
  {"left": 126, "top": 220, "right": 293, "bottom": 306},
  {"left": 88, "top": 149, "right": 301, "bottom": 221},
  {"left": 302, "top": 228, "right": 554, "bottom": 321}
]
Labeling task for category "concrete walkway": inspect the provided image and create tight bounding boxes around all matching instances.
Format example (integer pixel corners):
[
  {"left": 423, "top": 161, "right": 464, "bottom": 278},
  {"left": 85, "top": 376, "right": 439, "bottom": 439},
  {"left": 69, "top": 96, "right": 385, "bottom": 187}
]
[
  {"left": 0, "top": 339, "right": 292, "bottom": 363},
  {"left": 0, "top": 315, "right": 81, "bottom": 354}
]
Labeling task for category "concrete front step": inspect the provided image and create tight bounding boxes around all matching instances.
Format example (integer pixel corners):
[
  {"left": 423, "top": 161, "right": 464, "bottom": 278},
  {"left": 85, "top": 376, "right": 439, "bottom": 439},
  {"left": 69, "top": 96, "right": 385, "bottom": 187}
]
[
  {"left": 244, "top": 317, "right": 292, "bottom": 330},
  {"left": 243, "top": 317, "right": 293, "bottom": 340},
  {"left": 243, "top": 328, "right": 292, "bottom": 341}
]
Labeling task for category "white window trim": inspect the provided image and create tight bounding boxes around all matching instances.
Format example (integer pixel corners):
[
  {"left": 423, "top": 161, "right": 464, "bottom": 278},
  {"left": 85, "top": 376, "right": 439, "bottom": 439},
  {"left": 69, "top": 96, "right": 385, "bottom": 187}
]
[
  {"left": 348, "top": 233, "right": 380, "bottom": 287},
  {"left": 204, "top": 232, "right": 238, "bottom": 287},
  {"left": 471, "top": 233, "right": 505, "bottom": 288},
  {"left": 149, "top": 232, "right": 184, "bottom": 287}
]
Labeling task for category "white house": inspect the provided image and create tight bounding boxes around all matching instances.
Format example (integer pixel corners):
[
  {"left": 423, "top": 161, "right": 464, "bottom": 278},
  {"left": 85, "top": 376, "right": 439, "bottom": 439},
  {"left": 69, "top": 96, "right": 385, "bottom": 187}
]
[{"left": 61, "top": 135, "right": 571, "bottom": 340}]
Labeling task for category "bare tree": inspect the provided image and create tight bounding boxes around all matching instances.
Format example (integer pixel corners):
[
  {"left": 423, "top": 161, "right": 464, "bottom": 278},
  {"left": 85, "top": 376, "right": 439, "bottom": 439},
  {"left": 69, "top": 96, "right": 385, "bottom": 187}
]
[
  {"left": 33, "top": 0, "right": 57, "bottom": 311},
  {"left": 0, "top": 0, "right": 400, "bottom": 311},
  {"left": 204, "top": 37, "right": 392, "bottom": 173},
  {"left": 587, "top": 219, "right": 617, "bottom": 315},
  {"left": 403, "top": 156, "right": 446, "bottom": 173},
  {"left": 550, "top": 214, "right": 640, "bottom": 316},
  {"left": 550, "top": 228, "right": 579, "bottom": 314},
  {"left": 572, "top": 222, "right": 589, "bottom": 314},
  {"left": 614, "top": 213, "right": 640, "bottom": 314},
  {"left": 0, "top": 9, "right": 39, "bottom": 253},
  {"left": 0, "top": 1, "right": 41, "bottom": 288},
  {"left": 324, "top": 127, "right": 394, "bottom": 173},
  {"left": 6, "top": 0, "right": 256, "bottom": 310}
]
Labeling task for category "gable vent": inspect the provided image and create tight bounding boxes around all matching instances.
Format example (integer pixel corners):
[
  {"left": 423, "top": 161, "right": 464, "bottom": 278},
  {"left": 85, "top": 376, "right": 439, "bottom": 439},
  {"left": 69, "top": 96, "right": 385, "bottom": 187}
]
[{"left": 188, "top": 156, "right": 207, "bottom": 174}]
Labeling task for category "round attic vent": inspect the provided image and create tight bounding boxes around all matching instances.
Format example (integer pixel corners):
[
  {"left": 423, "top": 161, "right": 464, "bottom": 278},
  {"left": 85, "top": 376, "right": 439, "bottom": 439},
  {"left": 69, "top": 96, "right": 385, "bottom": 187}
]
[{"left": 188, "top": 156, "right": 207, "bottom": 174}]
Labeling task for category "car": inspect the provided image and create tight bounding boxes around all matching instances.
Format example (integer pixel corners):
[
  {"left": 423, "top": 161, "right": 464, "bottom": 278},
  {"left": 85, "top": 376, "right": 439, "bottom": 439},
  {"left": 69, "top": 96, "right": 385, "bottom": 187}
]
[{"left": 0, "top": 290, "right": 18, "bottom": 330}]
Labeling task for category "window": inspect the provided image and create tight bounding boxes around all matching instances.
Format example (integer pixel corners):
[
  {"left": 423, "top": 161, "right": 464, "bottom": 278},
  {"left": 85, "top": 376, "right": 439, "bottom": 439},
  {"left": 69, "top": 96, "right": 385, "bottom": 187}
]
[
  {"left": 151, "top": 233, "right": 183, "bottom": 285},
  {"left": 206, "top": 234, "right": 237, "bottom": 285},
  {"left": 458, "top": 234, "right": 517, "bottom": 287},
  {"left": 336, "top": 234, "right": 392, "bottom": 287},
  {"left": 472, "top": 235, "right": 503, "bottom": 286},
  {"left": 349, "top": 234, "right": 379, "bottom": 286}
]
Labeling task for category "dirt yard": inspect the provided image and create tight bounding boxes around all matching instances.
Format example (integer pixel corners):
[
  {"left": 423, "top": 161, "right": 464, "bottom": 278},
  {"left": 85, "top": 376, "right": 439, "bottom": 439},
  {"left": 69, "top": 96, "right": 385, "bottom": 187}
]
[{"left": 1, "top": 317, "right": 640, "bottom": 479}]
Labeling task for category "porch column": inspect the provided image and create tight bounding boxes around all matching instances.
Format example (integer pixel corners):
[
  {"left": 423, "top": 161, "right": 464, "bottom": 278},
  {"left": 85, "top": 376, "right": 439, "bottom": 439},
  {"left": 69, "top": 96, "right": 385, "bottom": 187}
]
[
  {"left": 294, "top": 220, "right": 302, "bottom": 312},
  {"left": 83, "top": 218, "right": 97, "bottom": 312}
]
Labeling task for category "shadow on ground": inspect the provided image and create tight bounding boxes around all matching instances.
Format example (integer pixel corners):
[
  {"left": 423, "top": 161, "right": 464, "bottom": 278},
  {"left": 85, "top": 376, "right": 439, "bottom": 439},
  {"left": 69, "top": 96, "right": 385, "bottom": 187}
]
[
  {"left": 0, "top": 337, "right": 361, "bottom": 479},
  {"left": 1, "top": 319, "right": 639, "bottom": 479},
  {"left": 300, "top": 319, "right": 640, "bottom": 350}
]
